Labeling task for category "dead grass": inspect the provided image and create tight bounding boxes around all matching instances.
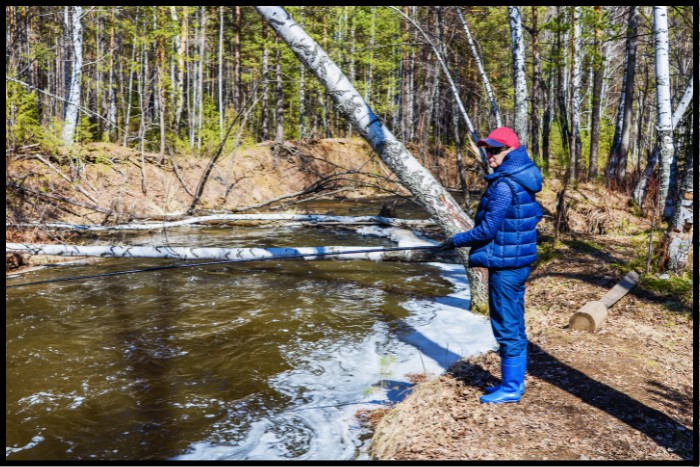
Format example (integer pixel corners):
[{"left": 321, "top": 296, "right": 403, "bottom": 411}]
[{"left": 369, "top": 182, "right": 695, "bottom": 462}]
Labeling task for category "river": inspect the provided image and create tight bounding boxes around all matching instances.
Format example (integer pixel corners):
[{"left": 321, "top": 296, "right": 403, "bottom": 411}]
[{"left": 6, "top": 199, "right": 497, "bottom": 461}]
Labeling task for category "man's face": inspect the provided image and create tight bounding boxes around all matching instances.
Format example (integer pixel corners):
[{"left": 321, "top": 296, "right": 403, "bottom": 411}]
[{"left": 485, "top": 146, "right": 511, "bottom": 168}]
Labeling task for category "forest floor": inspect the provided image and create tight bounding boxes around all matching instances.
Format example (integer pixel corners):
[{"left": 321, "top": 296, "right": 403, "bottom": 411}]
[
  {"left": 368, "top": 180, "right": 696, "bottom": 462},
  {"left": 6, "top": 140, "right": 696, "bottom": 461}
]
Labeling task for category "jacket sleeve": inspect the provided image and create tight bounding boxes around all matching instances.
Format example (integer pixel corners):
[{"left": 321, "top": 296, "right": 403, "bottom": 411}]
[{"left": 452, "top": 181, "right": 512, "bottom": 247}]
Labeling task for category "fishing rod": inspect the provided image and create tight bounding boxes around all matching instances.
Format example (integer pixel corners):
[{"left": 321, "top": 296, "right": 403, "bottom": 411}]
[{"left": 6, "top": 245, "right": 443, "bottom": 289}]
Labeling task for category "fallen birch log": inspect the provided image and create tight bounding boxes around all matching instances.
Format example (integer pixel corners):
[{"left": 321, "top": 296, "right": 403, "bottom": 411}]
[
  {"left": 568, "top": 271, "right": 640, "bottom": 332},
  {"left": 6, "top": 242, "right": 457, "bottom": 264},
  {"left": 7, "top": 215, "right": 435, "bottom": 232}
]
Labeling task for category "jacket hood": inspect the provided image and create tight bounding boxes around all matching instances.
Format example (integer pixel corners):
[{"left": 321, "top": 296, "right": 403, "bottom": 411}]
[{"left": 486, "top": 146, "right": 542, "bottom": 193}]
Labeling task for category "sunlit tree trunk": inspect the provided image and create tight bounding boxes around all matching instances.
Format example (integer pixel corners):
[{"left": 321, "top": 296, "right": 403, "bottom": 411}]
[
  {"left": 663, "top": 133, "right": 693, "bottom": 272},
  {"left": 254, "top": 6, "right": 489, "bottom": 311},
  {"left": 588, "top": 6, "right": 605, "bottom": 181},
  {"left": 652, "top": 6, "right": 674, "bottom": 207},
  {"left": 607, "top": 6, "right": 638, "bottom": 188},
  {"left": 632, "top": 77, "right": 692, "bottom": 206},
  {"left": 261, "top": 20, "right": 270, "bottom": 141},
  {"left": 530, "top": 6, "right": 542, "bottom": 163},
  {"left": 457, "top": 7, "right": 501, "bottom": 127},
  {"left": 508, "top": 6, "right": 528, "bottom": 146},
  {"left": 568, "top": 6, "right": 581, "bottom": 182},
  {"left": 62, "top": 6, "right": 83, "bottom": 146}
]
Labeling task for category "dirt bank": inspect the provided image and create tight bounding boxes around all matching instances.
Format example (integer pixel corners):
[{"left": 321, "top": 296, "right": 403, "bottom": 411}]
[{"left": 368, "top": 184, "right": 695, "bottom": 461}]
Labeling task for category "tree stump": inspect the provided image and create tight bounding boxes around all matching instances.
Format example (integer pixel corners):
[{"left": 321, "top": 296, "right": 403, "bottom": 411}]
[{"left": 569, "top": 271, "right": 640, "bottom": 332}]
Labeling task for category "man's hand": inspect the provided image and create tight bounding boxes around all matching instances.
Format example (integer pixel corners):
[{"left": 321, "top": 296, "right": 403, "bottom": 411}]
[{"left": 436, "top": 237, "right": 455, "bottom": 252}]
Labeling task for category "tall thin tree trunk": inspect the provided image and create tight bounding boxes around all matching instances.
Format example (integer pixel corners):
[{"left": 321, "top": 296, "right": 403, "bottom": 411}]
[
  {"left": 156, "top": 8, "right": 167, "bottom": 160},
  {"left": 254, "top": 7, "right": 489, "bottom": 311},
  {"left": 389, "top": 7, "right": 485, "bottom": 167},
  {"left": 607, "top": 6, "right": 638, "bottom": 188},
  {"left": 234, "top": 6, "right": 241, "bottom": 112},
  {"left": 298, "top": 6, "right": 306, "bottom": 138},
  {"left": 174, "top": 7, "right": 186, "bottom": 137},
  {"left": 457, "top": 7, "right": 501, "bottom": 128},
  {"left": 588, "top": 6, "right": 605, "bottom": 181},
  {"left": 196, "top": 6, "right": 206, "bottom": 151},
  {"left": 508, "top": 6, "right": 528, "bottom": 146},
  {"left": 530, "top": 6, "right": 542, "bottom": 163},
  {"left": 632, "top": 77, "right": 693, "bottom": 206},
  {"left": 62, "top": 6, "right": 83, "bottom": 146},
  {"left": 261, "top": 21, "right": 270, "bottom": 141},
  {"left": 568, "top": 6, "right": 581, "bottom": 182},
  {"left": 663, "top": 125, "right": 693, "bottom": 272},
  {"left": 218, "top": 6, "right": 224, "bottom": 138},
  {"left": 652, "top": 6, "right": 674, "bottom": 207},
  {"left": 274, "top": 36, "right": 284, "bottom": 146}
]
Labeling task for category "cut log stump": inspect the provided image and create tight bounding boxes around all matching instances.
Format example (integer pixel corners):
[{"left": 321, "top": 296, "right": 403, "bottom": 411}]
[{"left": 569, "top": 271, "right": 640, "bottom": 332}]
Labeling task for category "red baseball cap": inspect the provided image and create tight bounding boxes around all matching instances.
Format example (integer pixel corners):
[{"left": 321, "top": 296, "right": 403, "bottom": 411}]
[{"left": 477, "top": 127, "right": 520, "bottom": 148}]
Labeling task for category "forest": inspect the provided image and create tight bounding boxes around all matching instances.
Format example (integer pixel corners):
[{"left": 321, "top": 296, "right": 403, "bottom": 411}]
[{"left": 5, "top": 5, "right": 696, "bottom": 462}]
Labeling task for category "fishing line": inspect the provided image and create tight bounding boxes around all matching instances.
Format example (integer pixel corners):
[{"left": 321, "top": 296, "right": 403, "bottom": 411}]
[{"left": 6, "top": 245, "right": 441, "bottom": 289}]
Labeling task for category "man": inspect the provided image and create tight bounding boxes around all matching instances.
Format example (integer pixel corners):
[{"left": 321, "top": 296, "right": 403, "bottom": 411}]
[{"left": 440, "top": 127, "right": 543, "bottom": 404}]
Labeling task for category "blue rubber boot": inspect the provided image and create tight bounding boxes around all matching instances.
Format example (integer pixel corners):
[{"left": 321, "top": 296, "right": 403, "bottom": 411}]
[
  {"left": 480, "top": 355, "right": 525, "bottom": 404},
  {"left": 484, "top": 348, "right": 526, "bottom": 395}
]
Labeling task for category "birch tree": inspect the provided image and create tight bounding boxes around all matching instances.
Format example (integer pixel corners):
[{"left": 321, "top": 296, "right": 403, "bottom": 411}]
[
  {"left": 663, "top": 135, "right": 693, "bottom": 272},
  {"left": 606, "top": 6, "right": 638, "bottom": 188},
  {"left": 387, "top": 7, "right": 486, "bottom": 167},
  {"left": 588, "top": 6, "right": 605, "bottom": 180},
  {"left": 508, "top": 6, "right": 528, "bottom": 145},
  {"left": 61, "top": 6, "right": 83, "bottom": 146},
  {"left": 568, "top": 6, "right": 582, "bottom": 181},
  {"left": 652, "top": 6, "right": 674, "bottom": 206},
  {"left": 632, "top": 77, "right": 693, "bottom": 206},
  {"left": 456, "top": 7, "right": 501, "bottom": 128},
  {"left": 254, "top": 6, "right": 489, "bottom": 311}
]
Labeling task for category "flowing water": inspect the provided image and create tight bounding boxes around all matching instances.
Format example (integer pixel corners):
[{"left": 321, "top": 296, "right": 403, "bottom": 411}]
[{"left": 6, "top": 199, "right": 497, "bottom": 461}]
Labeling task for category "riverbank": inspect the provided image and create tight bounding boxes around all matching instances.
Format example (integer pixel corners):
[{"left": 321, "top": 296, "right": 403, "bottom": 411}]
[{"left": 368, "top": 185, "right": 695, "bottom": 461}]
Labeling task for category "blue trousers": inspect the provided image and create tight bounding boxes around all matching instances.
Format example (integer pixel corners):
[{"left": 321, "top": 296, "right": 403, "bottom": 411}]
[{"left": 488, "top": 266, "right": 531, "bottom": 358}]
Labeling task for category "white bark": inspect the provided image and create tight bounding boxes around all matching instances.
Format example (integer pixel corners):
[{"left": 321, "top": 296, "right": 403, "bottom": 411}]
[
  {"left": 664, "top": 143, "right": 693, "bottom": 272},
  {"left": 569, "top": 6, "right": 581, "bottom": 181},
  {"left": 632, "top": 76, "right": 693, "bottom": 205},
  {"left": 8, "top": 215, "right": 435, "bottom": 232},
  {"left": 6, "top": 242, "right": 455, "bottom": 264},
  {"left": 457, "top": 8, "right": 501, "bottom": 127},
  {"left": 653, "top": 6, "right": 674, "bottom": 206},
  {"left": 387, "top": 6, "right": 486, "bottom": 166},
  {"left": 62, "top": 6, "right": 83, "bottom": 146},
  {"left": 509, "top": 6, "right": 528, "bottom": 146},
  {"left": 254, "top": 7, "right": 489, "bottom": 310}
]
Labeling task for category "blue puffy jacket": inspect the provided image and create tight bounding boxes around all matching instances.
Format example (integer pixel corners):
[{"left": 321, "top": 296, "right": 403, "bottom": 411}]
[{"left": 453, "top": 146, "right": 543, "bottom": 268}]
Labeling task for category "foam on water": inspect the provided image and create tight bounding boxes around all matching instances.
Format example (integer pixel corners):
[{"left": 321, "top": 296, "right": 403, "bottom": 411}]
[{"left": 173, "top": 227, "right": 497, "bottom": 460}]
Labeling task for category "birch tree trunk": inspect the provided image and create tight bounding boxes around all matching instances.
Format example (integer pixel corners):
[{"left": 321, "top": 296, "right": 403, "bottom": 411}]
[
  {"left": 568, "top": 6, "right": 581, "bottom": 182},
  {"left": 254, "top": 6, "right": 488, "bottom": 311},
  {"left": 6, "top": 243, "right": 454, "bottom": 264},
  {"left": 652, "top": 6, "right": 674, "bottom": 207},
  {"left": 632, "top": 77, "right": 692, "bottom": 206},
  {"left": 457, "top": 7, "right": 501, "bottom": 128},
  {"left": 508, "top": 6, "right": 528, "bottom": 146},
  {"left": 218, "top": 6, "right": 224, "bottom": 138},
  {"left": 62, "top": 6, "right": 83, "bottom": 146},
  {"left": 261, "top": 21, "right": 270, "bottom": 141},
  {"left": 607, "top": 6, "right": 638, "bottom": 187},
  {"left": 234, "top": 6, "right": 241, "bottom": 112},
  {"left": 663, "top": 132, "right": 693, "bottom": 272},
  {"left": 174, "top": 7, "right": 186, "bottom": 137},
  {"left": 388, "top": 7, "right": 485, "bottom": 167},
  {"left": 529, "top": 6, "right": 542, "bottom": 163},
  {"left": 275, "top": 37, "right": 284, "bottom": 146},
  {"left": 588, "top": 6, "right": 605, "bottom": 181}
]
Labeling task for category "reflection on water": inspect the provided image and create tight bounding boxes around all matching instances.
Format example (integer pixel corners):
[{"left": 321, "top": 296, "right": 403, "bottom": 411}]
[{"left": 6, "top": 211, "right": 496, "bottom": 461}]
